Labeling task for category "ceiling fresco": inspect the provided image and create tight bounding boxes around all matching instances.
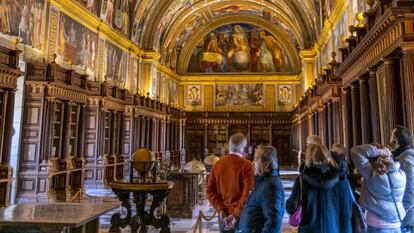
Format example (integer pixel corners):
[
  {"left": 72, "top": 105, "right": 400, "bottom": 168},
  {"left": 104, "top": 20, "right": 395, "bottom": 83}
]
[
  {"left": 74, "top": 0, "right": 333, "bottom": 74},
  {"left": 186, "top": 23, "right": 294, "bottom": 74}
]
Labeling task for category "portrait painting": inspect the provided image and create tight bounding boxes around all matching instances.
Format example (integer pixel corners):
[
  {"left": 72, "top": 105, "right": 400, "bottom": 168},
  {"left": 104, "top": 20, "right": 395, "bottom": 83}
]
[
  {"left": 187, "top": 85, "right": 202, "bottom": 106},
  {"left": 187, "top": 23, "right": 292, "bottom": 73},
  {"left": 278, "top": 85, "right": 293, "bottom": 105},
  {"left": 104, "top": 41, "right": 128, "bottom": 83},
  {"left": 77, "top": 0, "right": 101, "bottom": 16},
  {"left": 0, "top": 0, "right": 45, "bottom": 50},
  {"left": 57, "top": 13, "right": 98, "bottom": 73},
  {"left": 215, "top": 84, "right": 264, "bottom": 107}
]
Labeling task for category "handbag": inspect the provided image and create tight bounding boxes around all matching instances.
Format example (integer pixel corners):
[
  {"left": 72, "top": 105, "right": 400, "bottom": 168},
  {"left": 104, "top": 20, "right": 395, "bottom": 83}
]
[
  {"left": 347, "top": 180, "right": 368, "bottom": 233},
  {"left": 288, "top": 175, "right": 303, "bottom": 227},
  {"left": 386, "top": 173, "right": 410, "bottom": 233}
]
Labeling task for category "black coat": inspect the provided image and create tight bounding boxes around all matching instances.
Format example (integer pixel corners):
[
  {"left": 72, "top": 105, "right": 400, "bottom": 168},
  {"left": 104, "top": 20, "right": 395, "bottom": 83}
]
[
  {"left": 298, "top": 162, "right": 353, "bottom": 233},
  {"left": 238, "top": 170, "right": 285, "bottom": 233}
]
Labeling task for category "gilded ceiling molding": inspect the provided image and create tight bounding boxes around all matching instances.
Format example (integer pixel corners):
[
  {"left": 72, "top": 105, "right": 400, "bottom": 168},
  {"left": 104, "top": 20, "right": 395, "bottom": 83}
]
[
  {"left": 156, "top": 64, "right": 180, "bottom": 82},
  {"left": 176, "top": 14, "right": 301, "bottom": 75},
  {"left": 179, "top": 74, "right": 301, "bottom": 85},
  {"left": 313, "top": 0, "right": 348, "bottom": 53}
]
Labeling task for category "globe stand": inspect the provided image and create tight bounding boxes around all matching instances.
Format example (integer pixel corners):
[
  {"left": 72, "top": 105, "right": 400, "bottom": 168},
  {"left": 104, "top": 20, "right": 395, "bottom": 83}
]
[
  {"left": 108, "top": 149, "right": 173, "bottom": 233},
  {"left": 129, "top": 161, "right": 158, "bottom": 183}
]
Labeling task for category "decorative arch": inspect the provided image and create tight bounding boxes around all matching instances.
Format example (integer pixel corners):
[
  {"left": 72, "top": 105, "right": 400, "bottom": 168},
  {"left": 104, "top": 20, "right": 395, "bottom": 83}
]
[{"left": 175, "top": 14, "right": 302, "bottom": 75}]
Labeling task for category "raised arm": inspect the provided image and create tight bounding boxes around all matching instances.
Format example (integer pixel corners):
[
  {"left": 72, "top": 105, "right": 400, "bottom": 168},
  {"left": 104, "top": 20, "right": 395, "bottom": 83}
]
[{"left": 350, "top": 144, "right": 378, "bottom": 179}]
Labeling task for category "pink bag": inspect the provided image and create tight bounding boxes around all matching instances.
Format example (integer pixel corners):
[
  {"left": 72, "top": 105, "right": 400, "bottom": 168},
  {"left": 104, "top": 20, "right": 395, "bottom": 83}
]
[{"left": 288, "top": 205, "right": 302, "bottom": 227}]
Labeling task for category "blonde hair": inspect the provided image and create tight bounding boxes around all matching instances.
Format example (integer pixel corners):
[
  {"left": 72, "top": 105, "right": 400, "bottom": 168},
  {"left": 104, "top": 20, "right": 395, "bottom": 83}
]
[
  {"left": 305, "top": 143, "right": 337, "bottom": 168},
  {"left": 373, "top": 156, "right": 393, "bottom": 175}
]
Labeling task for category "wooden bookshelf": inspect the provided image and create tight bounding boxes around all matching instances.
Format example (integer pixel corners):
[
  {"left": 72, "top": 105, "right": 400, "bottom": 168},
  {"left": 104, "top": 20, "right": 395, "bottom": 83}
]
[
  {"left": 51, "top": 101, "right": 65, "bottom": 159},
  {"left": 68, "top": 104, "right": 80, "bottom": 157},
  {"left": 250, "top": 125, "right": 270, "bottom": 144},
  {"left": 208, "top": 125, "right": 227, "bottom": 155},
  {"left": 185, "top": 125, "right": 204, "bottom": 161}
]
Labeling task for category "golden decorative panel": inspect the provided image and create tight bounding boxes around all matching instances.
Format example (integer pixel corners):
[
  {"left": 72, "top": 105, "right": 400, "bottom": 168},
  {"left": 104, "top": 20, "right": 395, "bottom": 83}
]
[
  {"left": 204, "top": 85, "right": 214, "bottom": 111},
  {"left": 266, "top": 85, "right": 275, "bottom": 111}
]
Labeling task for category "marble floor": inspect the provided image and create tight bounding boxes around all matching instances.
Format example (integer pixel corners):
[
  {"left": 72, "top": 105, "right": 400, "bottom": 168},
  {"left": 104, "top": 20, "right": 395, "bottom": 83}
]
[{"left": 96, "top": 170, "right": 298, "bottom": 233}]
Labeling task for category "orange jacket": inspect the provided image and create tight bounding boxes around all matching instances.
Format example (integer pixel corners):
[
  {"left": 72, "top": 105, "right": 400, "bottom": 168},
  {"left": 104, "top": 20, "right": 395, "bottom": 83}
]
[{"left": 207, "top": 154, "right": 255, "bottom": 218}]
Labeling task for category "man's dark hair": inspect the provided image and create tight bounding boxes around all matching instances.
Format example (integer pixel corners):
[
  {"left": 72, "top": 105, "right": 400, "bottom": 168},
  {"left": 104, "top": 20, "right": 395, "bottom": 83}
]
[{"left": 393, "top": 125, "right": 413, "bottom": 147}]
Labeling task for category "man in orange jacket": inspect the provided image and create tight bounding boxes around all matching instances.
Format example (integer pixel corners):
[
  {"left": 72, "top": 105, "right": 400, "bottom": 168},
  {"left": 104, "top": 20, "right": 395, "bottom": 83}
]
[{"left": 207, "top": 133, "right": 255, "bottom": 232}]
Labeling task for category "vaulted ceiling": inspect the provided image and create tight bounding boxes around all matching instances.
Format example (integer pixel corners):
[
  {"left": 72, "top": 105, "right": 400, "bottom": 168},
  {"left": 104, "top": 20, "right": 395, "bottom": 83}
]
[{"left": 131, "top": 0, "right": 326, "bottom": 74}]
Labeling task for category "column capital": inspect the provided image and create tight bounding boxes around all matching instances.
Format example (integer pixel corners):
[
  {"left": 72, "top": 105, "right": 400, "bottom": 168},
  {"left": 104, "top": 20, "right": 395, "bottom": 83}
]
[
  {"left": 351, "top": 82, "right": 359, "bottom": 89},
  {"left": 359, "top": 75, "right": 370, "bottom": 83},
  {"left": 402, "top": 46, "right": 414, "bottom": 54},
  {"left": 369, "top": 67, "right": 377, "bottom": 77},
  {"left": 383, "top": 57, "right": 396, "bottom": 65}
]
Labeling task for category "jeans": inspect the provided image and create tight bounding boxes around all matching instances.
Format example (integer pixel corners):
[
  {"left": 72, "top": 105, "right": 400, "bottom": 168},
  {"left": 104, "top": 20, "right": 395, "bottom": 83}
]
[{"left": 368, "top": 226, "right": 401, "bottom": 233}]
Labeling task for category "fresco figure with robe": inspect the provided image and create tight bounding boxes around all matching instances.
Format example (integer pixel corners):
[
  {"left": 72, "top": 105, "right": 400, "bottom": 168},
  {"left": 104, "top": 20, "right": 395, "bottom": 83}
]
[{"left": 187, "top": 23, "right": 290, "bottom": 73}]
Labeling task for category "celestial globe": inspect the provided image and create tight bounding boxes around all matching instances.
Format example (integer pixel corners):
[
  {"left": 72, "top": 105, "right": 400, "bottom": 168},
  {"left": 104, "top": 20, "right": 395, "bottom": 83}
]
[
  {"left": 232, "top": 51, "right": 250, "bottom": 71},
  {"left": 132, "top": 148, "right": 155, "bottom": 175},
  {"left": 183, "top": 159, "right": 206, "bottom": 173},
  {"left": 204, "top": 154, "right": 220, "bottom": 166}
]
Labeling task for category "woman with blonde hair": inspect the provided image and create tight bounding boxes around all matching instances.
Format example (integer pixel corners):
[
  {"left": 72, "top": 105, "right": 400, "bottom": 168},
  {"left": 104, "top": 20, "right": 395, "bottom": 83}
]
[
  {"left": 351, "top": 144, "right": 407, "bottom": 233},
  {"left": 296, "top": 143, "right": 353, "bottom": 233}
]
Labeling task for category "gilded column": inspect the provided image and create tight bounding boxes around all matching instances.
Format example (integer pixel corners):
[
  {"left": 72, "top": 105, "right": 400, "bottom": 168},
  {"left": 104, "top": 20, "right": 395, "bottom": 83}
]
[
  {"left": 401, "top": 48, "right": 414, "bottom": 132},
  {"left": 383, "top": 58, "right": 399, "bottom": 136},
  {"left": 369, "top": 69, "right": 381, "bottom": 144},
  {"left": 359, "top": 76, "right": 372, "bottom": 144},
  {"left": 351, "top": 83, "right": 362, "bottom": 146}
]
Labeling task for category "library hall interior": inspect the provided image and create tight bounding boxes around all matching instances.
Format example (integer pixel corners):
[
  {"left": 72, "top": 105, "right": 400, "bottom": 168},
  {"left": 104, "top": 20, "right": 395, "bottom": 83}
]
[{"left": 0, "top": 0, "right": 413, "bottom": 232}]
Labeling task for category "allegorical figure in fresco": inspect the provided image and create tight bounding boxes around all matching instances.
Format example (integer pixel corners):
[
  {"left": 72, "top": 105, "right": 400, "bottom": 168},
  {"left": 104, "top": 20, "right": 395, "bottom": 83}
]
[
  {"left": 33, "top": 1, "right": 43, "bottom": 49},
  {"left": 227, "top": 25, "right": 250, "bottom": 71},
  {"left": 0, "top": 0, "right": 11, "bottom": 34},
  {"left": 201, "top": 33, "right": 224, "bottom": 72},
  {"left": 19, "top": 1, "right": 30, "bottom": 40},
  {"left": 258, "top": 30, "right": 285, "bottom": 72},
  {"left": 217, "top": 32, "right": 228, "bottom": 71},
  {"left": 248, "top": 31, "right": 260, "bottom": 72},
  {"left": 9, "top": 0, "right": 22, "bottom": 35},
  {"left": 86, "top": 0, "right": 97, "bottom": 14},
  {"left": 58, "top": 17, "right": 68, "bottom": 55}
]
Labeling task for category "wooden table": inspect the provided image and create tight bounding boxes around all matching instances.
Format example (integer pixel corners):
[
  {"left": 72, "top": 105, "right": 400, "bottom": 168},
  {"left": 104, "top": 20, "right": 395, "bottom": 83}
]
[{"left": 0, "top": 202, "right": 120, "bottom": 233}]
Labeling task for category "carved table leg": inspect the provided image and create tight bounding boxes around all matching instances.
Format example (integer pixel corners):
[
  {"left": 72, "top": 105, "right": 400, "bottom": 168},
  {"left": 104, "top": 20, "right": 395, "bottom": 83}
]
[
  {"left": 110, "top": 189, "right": 132, "bottom": 233},
  {"left": 150, "top": 190, "right": 171, "bottom": 233}
]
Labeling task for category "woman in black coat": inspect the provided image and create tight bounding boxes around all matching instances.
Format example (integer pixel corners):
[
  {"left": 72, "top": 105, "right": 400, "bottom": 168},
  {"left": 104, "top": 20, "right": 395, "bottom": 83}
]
[{"left": 290, "top": 143, "right": 353, "bottom": 233}]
